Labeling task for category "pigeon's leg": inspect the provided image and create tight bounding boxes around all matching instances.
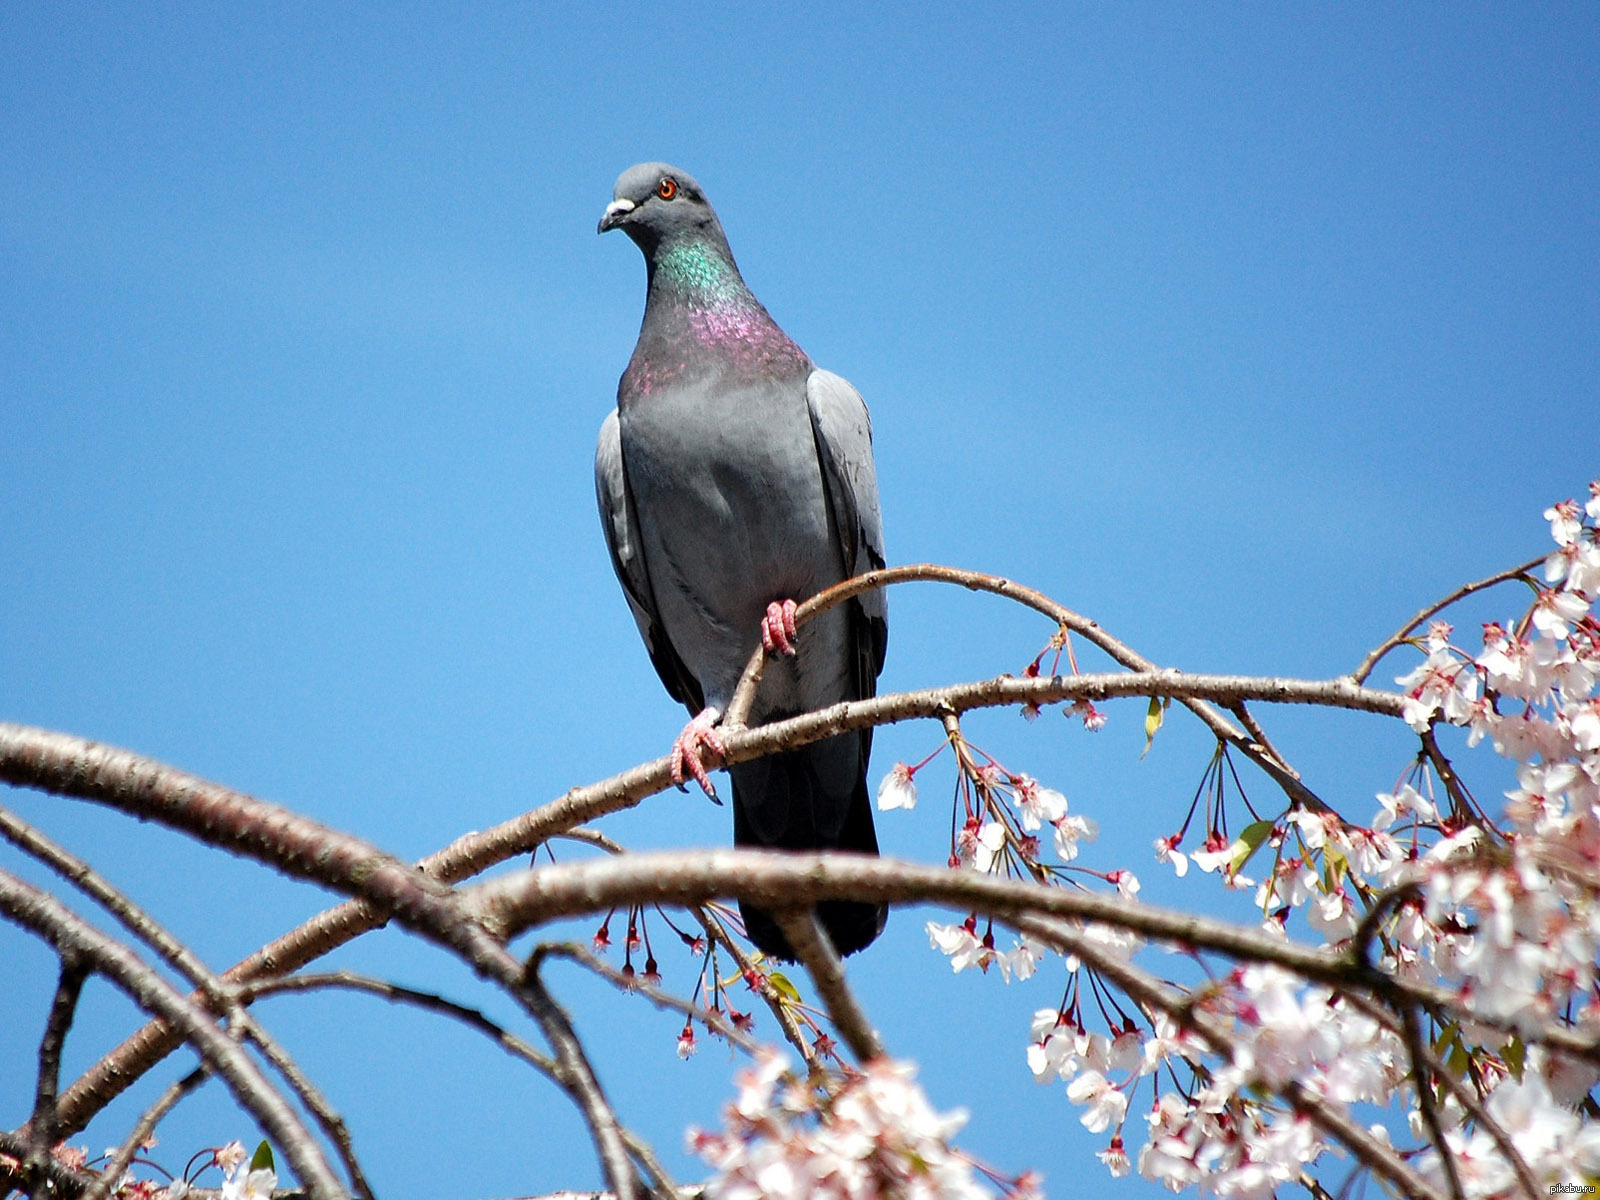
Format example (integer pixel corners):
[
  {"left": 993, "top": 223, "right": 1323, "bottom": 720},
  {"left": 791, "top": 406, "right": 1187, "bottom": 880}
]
[
  {"left": 760, "top": 599, "right": 800, "bottom": 657},
  {"left": 671, "top": 706, "right": 727, "bottom": 799}
]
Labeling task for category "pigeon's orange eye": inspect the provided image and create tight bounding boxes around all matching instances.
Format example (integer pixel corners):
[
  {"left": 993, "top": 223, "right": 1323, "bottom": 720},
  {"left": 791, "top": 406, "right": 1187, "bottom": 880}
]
[{"left": 657, "top": 178, "right": 678, "bottom": 200}]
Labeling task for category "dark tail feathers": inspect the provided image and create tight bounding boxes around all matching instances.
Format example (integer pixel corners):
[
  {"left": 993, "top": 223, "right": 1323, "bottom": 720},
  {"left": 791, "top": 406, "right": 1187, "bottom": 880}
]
[{"left": 730, "top": 732, "right": 887, "bottom": 960}]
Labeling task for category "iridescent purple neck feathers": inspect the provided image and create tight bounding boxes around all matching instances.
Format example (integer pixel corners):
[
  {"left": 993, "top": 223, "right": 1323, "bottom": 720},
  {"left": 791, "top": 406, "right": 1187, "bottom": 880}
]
[{"left": 620, "top": 238, "right": 809, "bottom": 402}]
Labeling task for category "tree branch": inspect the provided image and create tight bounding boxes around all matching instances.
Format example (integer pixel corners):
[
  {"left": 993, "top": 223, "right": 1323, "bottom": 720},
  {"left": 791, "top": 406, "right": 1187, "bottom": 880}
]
[
  {"left": 1351, "top": 555, "right": 1543, "bottom": 685},
  {"left": 26, "top": 948, "right": 89, "bottom": 1185},
  {"left": 771, "top": 910, "right": 883, "bottom": 1062}
]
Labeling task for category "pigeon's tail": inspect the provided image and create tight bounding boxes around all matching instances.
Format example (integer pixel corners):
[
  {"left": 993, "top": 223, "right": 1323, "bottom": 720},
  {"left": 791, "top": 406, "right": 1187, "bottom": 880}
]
[{"left": 730, "top": 731, "right": 888, "bottom": 960}]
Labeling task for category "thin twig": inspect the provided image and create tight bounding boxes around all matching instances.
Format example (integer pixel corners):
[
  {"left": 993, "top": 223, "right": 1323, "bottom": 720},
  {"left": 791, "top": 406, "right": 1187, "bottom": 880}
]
[
  {"left": 1400, "top": 1004, "right": 1466, "bottom": 1200},
  {"left": 720, "top": 564, "right": 1327, "bottom": 811},
  {"left": 772, "top": 910, "right": 884, "bottom": 1062},
  {"left": 1415, "top": 1039, "right": 1539, "bottom": 1200},
  {"left": 536, "top": 943, "right": 758, "bottom": 1054},
  {"left": 238, "top": 971, "right": 557, "bottom": 1077},
  {"left": 80, "top": 1067, "right": 207, "bottom": 1200},
  {"left": 688, "top": 905, "right": 815, "bottom": 1066},
  {"left": 544, "top": 824, "right": 811, "bottom": 1063},
  {"left": 1352, "top": 556, "right": 1543, "bottom": 684},
  {"left": 0, "top": 804, "right": 235, "bottom": 1013}
]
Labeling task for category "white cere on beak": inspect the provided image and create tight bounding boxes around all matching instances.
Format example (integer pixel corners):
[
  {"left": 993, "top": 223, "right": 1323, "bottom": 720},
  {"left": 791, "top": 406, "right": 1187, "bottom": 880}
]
[{"left": 603, "top": 198, "right": 636, "bottom": 221}]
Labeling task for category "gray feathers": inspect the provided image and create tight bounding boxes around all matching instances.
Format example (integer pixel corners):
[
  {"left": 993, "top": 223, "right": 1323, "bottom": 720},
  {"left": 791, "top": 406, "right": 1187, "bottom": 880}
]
[{"left": 595, "top": 162, "right": 889, "bottom": 958}]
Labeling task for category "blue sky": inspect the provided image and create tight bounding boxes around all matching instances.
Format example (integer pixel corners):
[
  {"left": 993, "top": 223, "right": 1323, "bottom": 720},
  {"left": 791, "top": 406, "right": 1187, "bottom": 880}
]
[{"left": 2, "top": 6, "right": 1597, "bottom": 1197}]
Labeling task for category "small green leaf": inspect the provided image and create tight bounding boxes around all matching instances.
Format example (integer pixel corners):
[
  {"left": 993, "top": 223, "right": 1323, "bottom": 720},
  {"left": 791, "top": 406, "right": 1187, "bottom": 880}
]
[
  {"left": 1432, "top": 1022, "right": 1460, "bottom": 1058},
  {"left": 1141, "top": 697, "right": 1168, "bottom": 759},
  {"left": 1322, "top": 845, "right": 1347, "bottom": 889},
  {"left": 1228, "top": 819, "right": 1277, "bottom": 875},
  {"left": 767, "top": 970, "right": 801, "bottom": 1003},
  {"left": 1502, "top": 1036, "right": 1526, "bottom": 1079},
  {"left": 250, "top": 1141, "right": 275, "bottom": 1173}
]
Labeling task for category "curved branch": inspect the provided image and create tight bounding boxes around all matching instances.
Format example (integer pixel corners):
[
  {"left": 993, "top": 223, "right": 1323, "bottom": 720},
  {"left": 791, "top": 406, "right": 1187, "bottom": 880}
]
[
  {"left": 1351, "top": 555, "right": 1544, "bottom": 685},
  {"left": 469, "top": 849, "right": 1345, "bottom": 979},
  {"left": 0, "top": 805, "right": 373, "bottom": 1198},
  {"left": 238, "top": 971, "right": 557, "bottom": 1077},
  {"left": 722, "top": 564, "right": 1327, "bottom": 806},
  {"left": 466, "top": 847, "right": 1600, "bottom": 1064}
]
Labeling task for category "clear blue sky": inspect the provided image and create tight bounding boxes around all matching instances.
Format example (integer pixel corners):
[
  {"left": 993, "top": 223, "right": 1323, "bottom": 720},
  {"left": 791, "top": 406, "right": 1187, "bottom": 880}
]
[{"left": 2, "top": 6, "right": 1596, "bottom": 1197}]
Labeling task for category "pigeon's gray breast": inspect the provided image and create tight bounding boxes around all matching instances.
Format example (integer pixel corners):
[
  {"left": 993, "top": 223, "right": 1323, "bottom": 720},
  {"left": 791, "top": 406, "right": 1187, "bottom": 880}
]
[{"left": 617, "top": 368, "right": 852, "bottom": 716}]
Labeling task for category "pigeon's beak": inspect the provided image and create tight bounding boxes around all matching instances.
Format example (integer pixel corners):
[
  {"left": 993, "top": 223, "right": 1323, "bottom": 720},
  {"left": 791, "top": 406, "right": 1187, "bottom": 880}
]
[{"left": 598, "top": 198, "right": 635, "bottom": 234}]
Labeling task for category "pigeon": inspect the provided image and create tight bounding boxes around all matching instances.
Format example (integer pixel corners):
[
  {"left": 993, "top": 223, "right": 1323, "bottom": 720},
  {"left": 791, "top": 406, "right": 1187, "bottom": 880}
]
[{"left": 595, "top": 163, "right": 889, "bottom": 959}]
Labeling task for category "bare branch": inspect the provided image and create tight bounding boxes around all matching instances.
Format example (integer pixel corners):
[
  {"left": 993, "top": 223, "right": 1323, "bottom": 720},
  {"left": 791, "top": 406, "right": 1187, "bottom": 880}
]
[
  {"left": 470, "top": 849, "right": 1347, "bottom": 980},
  {"left": 720, "top": 563, "right": 1333, "bottom": 810},
  {"left": 519, "top": 961, "right": 641, "bottom": 1200},
  {"left": 26, "top": 948, "right": 89, "bottom": 1182},
  {"left": 0, "top": 803, "right": 233, "bottom": 1013},
  {"left": 1351, "top": 555, "right": 1543, "bottom": 684},
  {"left": 0, "top": 804, "right": 373, "bottom": 1197},
  {"left": 239, "top": 970, "right": 557, "bottom": 1077},
  {"left": 772, "top": 910, "right": 884, "bottom": 1062}
]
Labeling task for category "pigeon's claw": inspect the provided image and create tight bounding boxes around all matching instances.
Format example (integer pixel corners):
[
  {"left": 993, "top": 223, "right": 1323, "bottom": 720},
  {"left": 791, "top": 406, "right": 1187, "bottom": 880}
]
[
  {"left": 760, "top": 599, "right": 800, "bottom": 657},
  {"left": 671, "top": 706, "right": 727, "bottom": 801}
]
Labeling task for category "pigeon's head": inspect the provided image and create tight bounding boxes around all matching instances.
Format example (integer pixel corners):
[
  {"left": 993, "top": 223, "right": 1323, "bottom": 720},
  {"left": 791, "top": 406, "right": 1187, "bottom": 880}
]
[{"left": 598, "top": 162, "right": 724, "bottom": 253}]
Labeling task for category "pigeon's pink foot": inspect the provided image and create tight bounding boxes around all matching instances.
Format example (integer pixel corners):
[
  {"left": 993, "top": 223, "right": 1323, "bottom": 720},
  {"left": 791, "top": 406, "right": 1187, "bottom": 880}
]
[
  {"left": 761, "top": 599, "right": 799, "bottom": 657},
  {"left": 671, "top": 706, "right": 727, "bottom": 799}
]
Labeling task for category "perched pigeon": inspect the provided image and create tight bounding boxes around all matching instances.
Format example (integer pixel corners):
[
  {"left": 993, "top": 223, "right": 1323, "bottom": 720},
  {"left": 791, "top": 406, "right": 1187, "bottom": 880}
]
[{"left": 595, "top": 163, "right": 888, "bottom": 959}]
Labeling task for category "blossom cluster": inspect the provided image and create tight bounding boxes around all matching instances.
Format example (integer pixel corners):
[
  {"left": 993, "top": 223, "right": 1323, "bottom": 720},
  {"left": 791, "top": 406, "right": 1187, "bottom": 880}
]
[
  {"left": 862, "top": 484, "right": 1600, "bottom": 1197},
  {"left": 690, "top": 1051, "right": 1037, "bottom": 1199}
]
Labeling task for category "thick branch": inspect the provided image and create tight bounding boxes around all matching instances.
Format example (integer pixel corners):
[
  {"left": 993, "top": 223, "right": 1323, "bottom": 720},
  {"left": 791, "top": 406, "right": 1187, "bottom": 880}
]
[{"left": 470, "top": 850, "right": 1345, "bottom": 979}]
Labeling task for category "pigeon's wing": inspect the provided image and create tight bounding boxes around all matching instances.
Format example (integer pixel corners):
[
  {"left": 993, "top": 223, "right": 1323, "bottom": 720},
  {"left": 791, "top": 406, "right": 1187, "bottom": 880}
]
[
  {"left": 595, "top": 410, "right": 705, "bottom": 714},
  {"left": 805, "top": 369, "right": 889, "bottom": 691}
]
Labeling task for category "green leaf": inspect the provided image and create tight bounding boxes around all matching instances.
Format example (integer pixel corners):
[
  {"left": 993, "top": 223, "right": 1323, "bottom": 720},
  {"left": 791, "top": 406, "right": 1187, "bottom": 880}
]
[
  {"left": 767, "top": 970, "right": 801, "bottom": 1003},
  {"left": 1502, "top": 1036, "right": 1526, "bottom": 1079},
  {"left": 1322, "top": 845, "right": 1347, "bottom": 889},
  {"left": 1431, "top": 1022, "right": 1457, "bottom": 1051},
  {"left": 1141, "top": 697, "right": 1168, "bottom": 759},
  {"left": 250, "top": 1141, "right": 275, "bottom": 1173},
  {"left": 1228, "top": 819, "right": 1277, "bottom": 875}
]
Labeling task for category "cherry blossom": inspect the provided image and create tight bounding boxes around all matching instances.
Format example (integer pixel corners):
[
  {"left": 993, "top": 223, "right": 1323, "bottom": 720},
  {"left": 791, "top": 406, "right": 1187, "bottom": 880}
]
[
  {"left": 691, "top": 1052, "right": 1015, "bottom": 1200},
  {"left": 877, "top": 761, "right": 919, "bottom": 811}
]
